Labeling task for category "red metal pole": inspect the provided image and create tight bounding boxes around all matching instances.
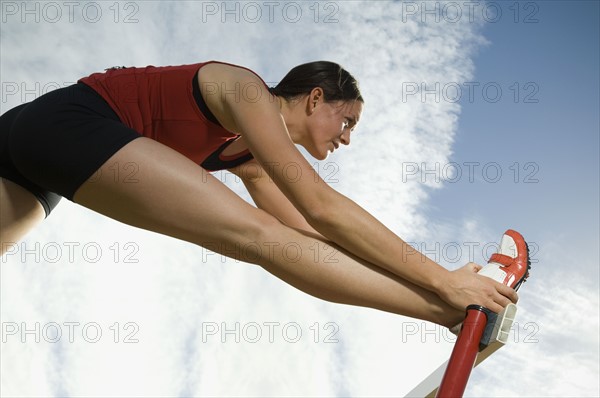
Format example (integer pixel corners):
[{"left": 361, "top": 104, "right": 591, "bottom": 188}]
[{"left": 436, "top": 305, "right": 491, "bottom": 398}]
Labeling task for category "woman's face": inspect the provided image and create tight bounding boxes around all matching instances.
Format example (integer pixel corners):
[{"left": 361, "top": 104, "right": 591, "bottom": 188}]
[{"left": 303, "top": 98, "right": 363, "bottom": 160}]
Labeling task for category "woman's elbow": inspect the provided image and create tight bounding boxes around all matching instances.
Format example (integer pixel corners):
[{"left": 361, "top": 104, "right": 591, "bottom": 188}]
[{"left": 302, "top": 200, "right": 335, "bottom": 232}]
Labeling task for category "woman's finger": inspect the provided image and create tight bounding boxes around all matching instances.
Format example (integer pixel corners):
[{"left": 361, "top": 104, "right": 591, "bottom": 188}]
[
  {"left": 496, "top": 282, "right": 519, "bottom": 303},
  {"left": 466, "top": 262, "right": 483, "bottom": 272}
]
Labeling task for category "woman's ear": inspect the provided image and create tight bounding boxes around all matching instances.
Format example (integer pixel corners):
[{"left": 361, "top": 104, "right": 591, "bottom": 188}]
[
  {"left": 310, "top": 87, "right": 323, "bottom": 106},
  {"left": 307, "top": 87, "right": 323, "bottom": 114}
]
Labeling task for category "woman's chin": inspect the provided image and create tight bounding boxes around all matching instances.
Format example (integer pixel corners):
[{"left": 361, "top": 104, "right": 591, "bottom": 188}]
[
  {"left": 316, "top": 151, "right": 329, "bottom": 161},
  {"left": 306, "top": 146, "right": 328, "bottom": 161}
]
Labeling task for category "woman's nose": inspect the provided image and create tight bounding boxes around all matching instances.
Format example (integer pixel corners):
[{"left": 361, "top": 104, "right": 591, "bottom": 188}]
[{"left": 340, "top": 131, "right": 351, "bottom": 145}]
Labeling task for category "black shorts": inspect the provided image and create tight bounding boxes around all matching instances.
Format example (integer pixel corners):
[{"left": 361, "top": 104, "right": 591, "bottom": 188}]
[{"left": 0, "top": 83, "right": 141, "bottom": 217}]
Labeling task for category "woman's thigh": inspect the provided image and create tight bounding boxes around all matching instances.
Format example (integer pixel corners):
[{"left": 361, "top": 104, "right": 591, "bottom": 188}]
[
  {"left": 73, "top": 137, "right": 279, "bottom": 255},
  {"left": 0, "top": 178, "right": 45, "bottom": 255}
]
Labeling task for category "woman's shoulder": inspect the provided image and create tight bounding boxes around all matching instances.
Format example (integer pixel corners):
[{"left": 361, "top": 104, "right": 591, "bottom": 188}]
[{"left": 198, "top": 61, "right": 269, "bottom": 88}]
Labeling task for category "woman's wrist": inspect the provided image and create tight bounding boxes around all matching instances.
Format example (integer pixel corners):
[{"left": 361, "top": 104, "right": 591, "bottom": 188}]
[{"left": 425, "top": 260, "right": 452, "bottom": 295}]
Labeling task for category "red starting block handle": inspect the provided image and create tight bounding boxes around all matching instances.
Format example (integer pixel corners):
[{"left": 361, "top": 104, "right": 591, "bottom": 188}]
[{"left": 436, "top": 305, "right": 491, "bottom": 398}]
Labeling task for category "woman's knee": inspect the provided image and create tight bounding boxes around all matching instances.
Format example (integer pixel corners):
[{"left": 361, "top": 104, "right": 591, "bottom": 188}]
[
  {"left": 213, "top": 207, "right": 282, "bottom": 248},
  {"left": 248, "top": 208, "right": 285, "bottom": 242},
  {"left": 202, "top": 209, "right": 285, "bottom": 265}
]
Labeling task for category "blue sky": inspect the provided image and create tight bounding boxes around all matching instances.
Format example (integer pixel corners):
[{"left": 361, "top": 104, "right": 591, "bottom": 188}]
[
  {"left": 429, "top": 0, "right": 599, "bottom": 261},
  {"left": 423, "top": 1, "right": 599, "bottom": 395},
  {"left": 1, "top": 1, "right": 599, "bottom": 397}
]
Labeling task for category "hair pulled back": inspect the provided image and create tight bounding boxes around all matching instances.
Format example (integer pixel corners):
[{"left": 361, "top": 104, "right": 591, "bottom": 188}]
[{"left": 269, "top": 61, "right": 363, "bottom": 104}]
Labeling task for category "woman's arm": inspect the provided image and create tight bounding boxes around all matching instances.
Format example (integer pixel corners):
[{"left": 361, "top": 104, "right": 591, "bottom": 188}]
[
  {"left": 201, "top": 63, "right": 517, "bottom": 312},
  {"left": 229, "top": 158, "right": 324, "bottom": 238}
]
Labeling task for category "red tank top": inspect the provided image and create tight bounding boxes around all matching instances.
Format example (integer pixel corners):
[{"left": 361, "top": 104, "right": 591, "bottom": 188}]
[{"left": 78, "top": 61, "right": 262, "bottom": 170}]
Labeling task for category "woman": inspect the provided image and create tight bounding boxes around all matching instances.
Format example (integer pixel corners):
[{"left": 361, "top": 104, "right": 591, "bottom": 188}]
[{"left": 0, "top": 60, "right": 518, "bottom": 328}]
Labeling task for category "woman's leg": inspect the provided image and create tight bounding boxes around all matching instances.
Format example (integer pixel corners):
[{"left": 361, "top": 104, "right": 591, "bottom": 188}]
[
  {"left": 1, "top": 104, "right": 48, "bottom": 256},
  {"left": 74, "top": 137, "right": 463, "bottom": 327},
  {"left": 0, "top": 178, "right": 46, "bottom": 256}
]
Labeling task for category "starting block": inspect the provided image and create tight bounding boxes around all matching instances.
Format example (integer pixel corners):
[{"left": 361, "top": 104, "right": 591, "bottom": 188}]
[
  {"left": 405, "top": 303, "right": 518, "bottom": 398},
  {"left": 408, "top": 228, "right": 530, "bottom": 397}
]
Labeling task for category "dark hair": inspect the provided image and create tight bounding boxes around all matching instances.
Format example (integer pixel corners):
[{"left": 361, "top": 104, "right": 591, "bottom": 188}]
[{"left": 269, "top": 61, "right": 363, "bottom": 103}]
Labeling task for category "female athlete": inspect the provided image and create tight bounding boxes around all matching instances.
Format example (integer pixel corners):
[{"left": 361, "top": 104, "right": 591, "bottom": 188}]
[{"left": 0, "top": 60, "right": 518, "bottom": 328}]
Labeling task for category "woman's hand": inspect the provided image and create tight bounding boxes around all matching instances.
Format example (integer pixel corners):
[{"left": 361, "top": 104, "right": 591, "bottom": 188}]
[{"left": 437, "top": 262, "right": 519, "bottom": 314}]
